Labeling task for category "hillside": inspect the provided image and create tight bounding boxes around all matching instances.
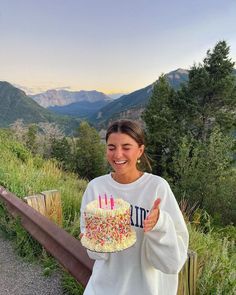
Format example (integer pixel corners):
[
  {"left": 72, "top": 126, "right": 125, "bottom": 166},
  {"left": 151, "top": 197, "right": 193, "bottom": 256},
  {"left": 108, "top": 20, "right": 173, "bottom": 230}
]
[
  {"left": 90, "top": 68, "right": 189, "bottom": 127},
  {"left": 0, "top": 81, "right": 79, "bottom": 133},
  {"left": 48, "top": 99, "right": 110, "bottom": 118}
]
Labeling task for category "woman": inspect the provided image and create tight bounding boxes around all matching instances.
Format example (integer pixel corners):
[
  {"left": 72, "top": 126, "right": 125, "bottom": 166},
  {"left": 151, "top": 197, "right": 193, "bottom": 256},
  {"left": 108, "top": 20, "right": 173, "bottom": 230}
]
[{"left": 80, "top": 119, "right": 189, "bottom": 295}]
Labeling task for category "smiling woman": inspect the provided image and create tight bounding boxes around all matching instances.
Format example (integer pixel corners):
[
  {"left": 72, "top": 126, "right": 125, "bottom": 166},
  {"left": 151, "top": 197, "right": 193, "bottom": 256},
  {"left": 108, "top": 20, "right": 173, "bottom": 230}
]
[
  {"left": 80, "top": 119, "right": 189, "bottom": 295},
  {"left": 106, "top": 132, "right": 144, "bottom": 184}
]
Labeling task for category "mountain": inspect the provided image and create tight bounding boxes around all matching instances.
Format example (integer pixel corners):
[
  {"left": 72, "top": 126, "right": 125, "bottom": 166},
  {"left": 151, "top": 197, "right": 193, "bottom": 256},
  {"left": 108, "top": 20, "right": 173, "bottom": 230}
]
[
  {"left": 31, "top": 89, "right": 113, "bottom": 118},
  {"left": 31, "top": 89, "right": 112, "bottom": 108},
  {"left": 0, "top": 81, "right": 79, "bottom": 133},
  {"left": 48, "top": 100, "right": 111, "bottom": 118},
  {"left": 90, "top": 68, "right": 189, "bottom": 127}
]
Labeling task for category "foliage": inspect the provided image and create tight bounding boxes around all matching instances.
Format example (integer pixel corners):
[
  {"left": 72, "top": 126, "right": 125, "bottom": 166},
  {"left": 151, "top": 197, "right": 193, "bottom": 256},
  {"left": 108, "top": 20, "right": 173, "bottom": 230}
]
[
  {"left": 26, "top": 124, "right": 38, "bottom": 154},
  {"left": 188, "top": 218, "right": 236, "bottom": 295},
  {"left": 10, "top": 120, "right": 65, "bottom": 158},
  {"left": 142, "top": 41, "right": 236, "bottom": 225},
  {"left": 142, "top": 75, "right": 181, "bottom": 175},
  {"left": 171, "top": 129, "right": 236, "bottom": 224},
  {"left": 0, "top": 128, "right": 87, "bottom": 227},
  {"left": 74, "top": 121, "right": 107, "bottom": 180},
  {"left": 9, "top": 120, "right": 108, "bottom": 181},
  {"left": 62, "top": 272, "right": 84, "bottom": 295},
  {"left": 51, "top": 137, "right": 74, "bottom": 171},
  {"left": 185, "top": 41, "right": 236, "bottom": 140}
]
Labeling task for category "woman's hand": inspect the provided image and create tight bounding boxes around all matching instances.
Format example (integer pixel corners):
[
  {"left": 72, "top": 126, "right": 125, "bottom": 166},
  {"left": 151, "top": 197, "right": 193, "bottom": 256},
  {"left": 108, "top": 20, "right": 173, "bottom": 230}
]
[
  {"left": 79, "top": 233, "right": 84, "bottom": 239},
  {"left": 143, "top": 198, "right": 161, "bottom": 232}
]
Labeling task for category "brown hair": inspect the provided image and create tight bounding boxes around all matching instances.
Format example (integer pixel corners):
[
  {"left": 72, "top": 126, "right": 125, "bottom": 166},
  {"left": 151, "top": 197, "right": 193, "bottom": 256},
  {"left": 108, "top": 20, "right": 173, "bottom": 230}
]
[{"left": 106, "top": 119, "right": 152, "bottom": 171}]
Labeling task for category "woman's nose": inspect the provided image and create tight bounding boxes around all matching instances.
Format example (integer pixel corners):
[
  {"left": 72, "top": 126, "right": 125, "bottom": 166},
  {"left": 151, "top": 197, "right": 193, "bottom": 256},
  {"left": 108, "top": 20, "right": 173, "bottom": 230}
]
[{"left": 114, "top": 147, "right": 123, "bottom": 158}]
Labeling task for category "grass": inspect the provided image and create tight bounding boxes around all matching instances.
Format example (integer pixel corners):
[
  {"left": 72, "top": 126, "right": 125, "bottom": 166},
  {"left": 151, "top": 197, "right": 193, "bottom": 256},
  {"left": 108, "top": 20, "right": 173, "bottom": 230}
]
[
  {"left": 188, "top": 223, "right": 236, "bottom": 294},
  {"left": 0, "top": 129, "right": 86, "bottom": 293},
  {"left": 0, "top": 129, "right": 235, "bottom": 294}
]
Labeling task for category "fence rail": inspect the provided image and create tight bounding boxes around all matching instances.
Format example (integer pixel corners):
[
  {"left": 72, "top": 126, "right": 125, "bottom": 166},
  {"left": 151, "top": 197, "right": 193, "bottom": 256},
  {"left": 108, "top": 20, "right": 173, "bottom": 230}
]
[{"left": 0, "top": 186, "right": 93, "bottom": 287}]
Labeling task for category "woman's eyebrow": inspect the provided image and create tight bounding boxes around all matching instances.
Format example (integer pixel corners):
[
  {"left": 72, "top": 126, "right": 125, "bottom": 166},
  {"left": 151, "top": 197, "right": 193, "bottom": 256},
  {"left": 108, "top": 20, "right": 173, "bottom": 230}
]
[{"left": 107, "top": 143, "right": 133, "bottom": 147}]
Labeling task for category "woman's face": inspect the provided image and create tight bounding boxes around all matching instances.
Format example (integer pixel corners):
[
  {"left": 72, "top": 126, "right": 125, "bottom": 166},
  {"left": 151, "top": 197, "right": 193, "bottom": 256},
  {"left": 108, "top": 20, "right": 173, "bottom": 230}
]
[{"left": 106, "top": 132, "right": 144, "bottom": 176}]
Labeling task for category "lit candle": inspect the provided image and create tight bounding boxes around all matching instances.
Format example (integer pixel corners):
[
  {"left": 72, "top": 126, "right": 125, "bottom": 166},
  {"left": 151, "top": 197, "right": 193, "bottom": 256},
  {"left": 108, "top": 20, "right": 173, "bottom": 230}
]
[{"left": 99, "top": 195, "right": 102, "bottom": 208}]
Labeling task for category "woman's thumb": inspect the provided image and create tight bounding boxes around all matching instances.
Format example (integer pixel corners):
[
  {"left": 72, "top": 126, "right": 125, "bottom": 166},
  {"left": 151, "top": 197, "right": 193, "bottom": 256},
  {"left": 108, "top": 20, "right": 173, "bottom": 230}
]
[{"left": 153, "top": 198, "right": 161, "bottom": 210}]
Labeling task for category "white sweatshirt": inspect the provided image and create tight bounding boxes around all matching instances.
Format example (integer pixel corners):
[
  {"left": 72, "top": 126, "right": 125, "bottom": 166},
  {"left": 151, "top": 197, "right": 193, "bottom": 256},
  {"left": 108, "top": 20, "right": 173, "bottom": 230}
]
[{"left": 80, "top": 173, "right": 189, "bottom": 295}]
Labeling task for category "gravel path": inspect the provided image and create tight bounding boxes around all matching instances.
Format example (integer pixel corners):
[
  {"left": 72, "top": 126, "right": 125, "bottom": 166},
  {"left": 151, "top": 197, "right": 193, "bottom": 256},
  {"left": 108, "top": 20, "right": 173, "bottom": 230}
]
[{"left": 0, "top": 232, "right": 64, "bottom": 295}]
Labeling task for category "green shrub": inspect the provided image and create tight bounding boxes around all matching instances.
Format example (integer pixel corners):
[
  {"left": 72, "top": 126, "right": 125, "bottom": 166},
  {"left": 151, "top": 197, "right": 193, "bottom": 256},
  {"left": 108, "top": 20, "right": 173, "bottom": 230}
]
[{"left": 189, "top": 219, "right": 236, "bottom": 294}]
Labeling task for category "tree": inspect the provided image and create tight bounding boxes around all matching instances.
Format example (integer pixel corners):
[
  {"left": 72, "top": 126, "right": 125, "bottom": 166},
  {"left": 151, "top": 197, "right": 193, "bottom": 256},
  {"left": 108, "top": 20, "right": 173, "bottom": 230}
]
[
  {"left": 172, "top": 129, "right": 235, "bottom": 224},
  {"left": 51, "top": 137, "right": 73, "bottom": 171},
  {"left": 26, "top": 124, "right": 38, "bottom": 154},
  {"left": 74, "top": 121, "right": 107, "bottom": 180},
  {"left": 10, "top": 119, "right": 27, "bottom": 142},
  {"left": 142, "top": 75, "right": 182, "bottom": 175},
  {"left": 143, "top": 41, "right": 236, "bottom": 175},
  {"left": 142, "top": 41, "right": 236, "bottom": 224},
  {"left": 185, "top": 41, "right": 236, "bottom": 141},
  {"left": 37, "top": 122, "right": 64, "bottom": 158}
]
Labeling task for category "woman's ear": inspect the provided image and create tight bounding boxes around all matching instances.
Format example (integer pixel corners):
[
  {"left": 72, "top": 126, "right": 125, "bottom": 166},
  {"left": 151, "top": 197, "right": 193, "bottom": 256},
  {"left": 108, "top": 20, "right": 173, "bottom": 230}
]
[{"left": 139, "top": 144, "right": 145, "bottom": 158}]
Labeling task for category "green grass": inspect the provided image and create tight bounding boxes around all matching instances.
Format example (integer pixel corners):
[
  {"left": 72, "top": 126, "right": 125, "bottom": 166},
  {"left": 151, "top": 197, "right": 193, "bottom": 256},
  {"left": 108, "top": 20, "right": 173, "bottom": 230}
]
[
  {"left": 0, "top": 129, "right": 86, "bottom": 293},
  {"left": 189, "top": 223, "right": 236, "bottom": 294},
  {"left": 0, "top": 129, "right": 235, "bottom": 294}
]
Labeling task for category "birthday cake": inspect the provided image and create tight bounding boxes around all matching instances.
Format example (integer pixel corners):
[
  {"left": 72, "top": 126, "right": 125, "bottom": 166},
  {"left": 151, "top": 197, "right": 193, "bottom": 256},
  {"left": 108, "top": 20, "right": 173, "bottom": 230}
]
[{"left": 81, "top": 198, "right": 136, "bottom": 252}]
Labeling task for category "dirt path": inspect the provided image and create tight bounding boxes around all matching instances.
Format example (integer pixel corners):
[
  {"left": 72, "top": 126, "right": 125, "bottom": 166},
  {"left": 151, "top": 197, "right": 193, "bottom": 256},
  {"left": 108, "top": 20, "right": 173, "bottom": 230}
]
[{"left": 0, "top": 233, "right": 63, "bottom": 295}]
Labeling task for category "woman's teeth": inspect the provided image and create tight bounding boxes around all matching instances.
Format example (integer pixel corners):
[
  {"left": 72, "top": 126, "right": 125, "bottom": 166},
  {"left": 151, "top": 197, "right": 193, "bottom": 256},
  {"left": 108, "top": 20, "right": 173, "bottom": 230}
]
[{"left": 115, "top": 160, "right": 127, "bottom": 164}]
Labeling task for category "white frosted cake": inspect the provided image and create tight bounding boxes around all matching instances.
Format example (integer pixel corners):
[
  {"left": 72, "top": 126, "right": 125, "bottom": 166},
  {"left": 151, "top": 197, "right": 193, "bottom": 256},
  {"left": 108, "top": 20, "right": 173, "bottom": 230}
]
[{"left": 81, "top": 198, "right": 136, "bottom": 252}]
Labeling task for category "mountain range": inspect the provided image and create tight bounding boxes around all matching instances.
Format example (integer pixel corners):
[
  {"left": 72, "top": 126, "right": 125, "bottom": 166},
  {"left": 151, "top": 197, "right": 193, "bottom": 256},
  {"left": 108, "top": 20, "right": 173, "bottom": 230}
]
[
  {"left": 31, "top": 89, "right": 112, "bottom": 107},
  {"left": 0, "top": 81, "right": 79, "bottom": 134},
  {"left": 31, "top": 89, "right": 113, "bottom": 119},
  {"left": 30, "top": 68, "right": 189, "bottom": 126},
  {"left": 89, "top": 68, "right": 189, "bottom": 127},
  {"left": 1, "top": 68, "right": 235, "bottom": 132}
]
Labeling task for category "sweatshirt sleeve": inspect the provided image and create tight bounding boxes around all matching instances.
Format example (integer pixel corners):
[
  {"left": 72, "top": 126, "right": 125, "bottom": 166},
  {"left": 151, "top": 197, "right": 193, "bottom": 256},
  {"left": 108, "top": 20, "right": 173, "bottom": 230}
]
[
  {"left": 80, "top": 182, "right": 109, "bottom": 261},
  {"left": 144, "top": 181, "right": 189, "bottom": 274}
]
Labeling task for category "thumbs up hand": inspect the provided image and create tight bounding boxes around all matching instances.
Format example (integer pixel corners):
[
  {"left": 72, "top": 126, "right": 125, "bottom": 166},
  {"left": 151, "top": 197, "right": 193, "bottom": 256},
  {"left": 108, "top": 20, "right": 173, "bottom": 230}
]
[{"left": 143, "top": 198, "right": 161, "bottom": 232}]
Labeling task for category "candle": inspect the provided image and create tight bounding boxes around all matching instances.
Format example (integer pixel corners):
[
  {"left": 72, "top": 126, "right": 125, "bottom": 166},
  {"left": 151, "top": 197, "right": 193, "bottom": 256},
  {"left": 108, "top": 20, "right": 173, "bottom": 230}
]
[
  {"left": 99, "top": 195, "right": 102, "bottom": 208},
  {"left": 110, "top": 195, "right": 114, "bottom": 210},
  {"left": 105, "top": 193, "right": 108, "bottom": 206}
]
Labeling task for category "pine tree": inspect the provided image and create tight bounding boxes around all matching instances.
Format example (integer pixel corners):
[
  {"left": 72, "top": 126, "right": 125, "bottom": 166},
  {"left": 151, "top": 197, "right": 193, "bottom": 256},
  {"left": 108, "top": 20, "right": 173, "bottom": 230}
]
[
  {"left": 142, "top": 75, "right": 180, "bottom": 175},
  {"left": 142, "top": 41, "right": 236, "bottom": 224},
  {"left": 186, "top": 41, "right": 236, "bottom": 141},
  {"left": 51, "top": 137, "right": 73, "bottom": 171},
  {"left": 143, "top": 41, "right": 236, "bottom": 176},
  {"left": 25, "top": 124, "right": 38, "bottom": 154},
  {"left": 74, "top": 121, "right": 107, "bottom": 180}
]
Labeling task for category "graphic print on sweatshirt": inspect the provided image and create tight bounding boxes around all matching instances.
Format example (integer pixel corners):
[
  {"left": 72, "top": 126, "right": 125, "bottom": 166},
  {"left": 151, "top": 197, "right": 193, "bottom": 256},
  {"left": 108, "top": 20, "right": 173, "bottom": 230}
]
[{"left": 130, "top": 204, "right": 150, "bottom": 229}]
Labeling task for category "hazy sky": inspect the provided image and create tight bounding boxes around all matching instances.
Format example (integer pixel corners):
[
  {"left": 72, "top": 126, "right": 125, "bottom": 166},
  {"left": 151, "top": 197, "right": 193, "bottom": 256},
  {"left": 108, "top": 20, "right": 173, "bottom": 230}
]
[{"left": 0, "top": 0, "right": 235, "bottom": 95}]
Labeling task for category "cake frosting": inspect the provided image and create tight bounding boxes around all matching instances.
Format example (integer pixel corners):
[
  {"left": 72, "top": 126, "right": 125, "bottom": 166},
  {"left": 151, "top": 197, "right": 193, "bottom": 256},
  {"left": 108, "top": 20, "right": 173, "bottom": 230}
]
[{"left": 81, "top": 198, "right": 136, "bottom": 252}]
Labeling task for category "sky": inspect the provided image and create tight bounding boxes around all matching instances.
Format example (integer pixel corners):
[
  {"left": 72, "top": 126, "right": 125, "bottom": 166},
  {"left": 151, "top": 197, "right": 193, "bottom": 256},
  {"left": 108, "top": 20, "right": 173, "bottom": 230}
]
[{"left": 0, "top": 0, "right": 236, "bottom": 96}]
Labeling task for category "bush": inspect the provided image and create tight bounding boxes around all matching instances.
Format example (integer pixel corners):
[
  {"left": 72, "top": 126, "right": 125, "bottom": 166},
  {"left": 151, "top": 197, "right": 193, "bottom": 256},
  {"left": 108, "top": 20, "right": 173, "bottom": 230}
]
[
  {"left": 189, "top": 221, "right": 236, "bottom": 294},
  {"left": 171, "top": 129, "right": 235, "bottom": 225}
]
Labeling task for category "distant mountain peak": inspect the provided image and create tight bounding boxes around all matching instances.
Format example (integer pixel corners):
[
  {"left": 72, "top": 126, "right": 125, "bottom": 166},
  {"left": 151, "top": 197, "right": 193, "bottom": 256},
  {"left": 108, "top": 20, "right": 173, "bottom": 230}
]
[
  {"left": 31, "top": 89, "right": 112, "bottom": 108},
  {"left": 166, "top": 68, "right": 189, "bottom": 80}
]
